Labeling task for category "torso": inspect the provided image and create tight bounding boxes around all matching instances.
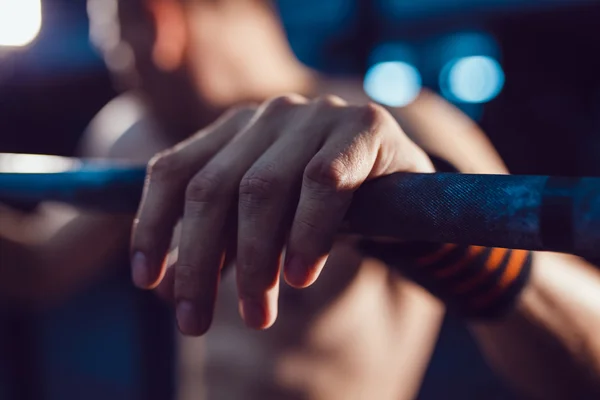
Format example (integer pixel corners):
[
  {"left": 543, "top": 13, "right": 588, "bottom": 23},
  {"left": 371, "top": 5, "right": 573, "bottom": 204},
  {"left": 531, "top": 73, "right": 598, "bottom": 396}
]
[{"left": 201, "top": 243, "right": 444, "bottom": 400}]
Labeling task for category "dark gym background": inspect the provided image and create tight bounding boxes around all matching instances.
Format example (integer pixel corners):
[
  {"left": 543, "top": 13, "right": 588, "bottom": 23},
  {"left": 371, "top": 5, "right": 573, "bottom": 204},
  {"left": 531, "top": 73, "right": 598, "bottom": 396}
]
[{"left": 2, "top": 0, "right": 600, "bottom": 176}]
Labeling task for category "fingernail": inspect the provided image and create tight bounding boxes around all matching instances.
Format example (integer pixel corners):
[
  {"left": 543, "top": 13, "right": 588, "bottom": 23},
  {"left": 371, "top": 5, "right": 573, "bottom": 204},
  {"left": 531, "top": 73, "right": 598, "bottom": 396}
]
[
  {"left": 131, "top": 252, "right": 150, "bottom": 288},
  {"left": 240, "top": 299, "right": 266, "bottom": 329},
  {"left": 176, "top": 300, "right": 205, "bottom": 336},
  {"left": 285, "top": 256, "right": 307, "bottom": 288}
]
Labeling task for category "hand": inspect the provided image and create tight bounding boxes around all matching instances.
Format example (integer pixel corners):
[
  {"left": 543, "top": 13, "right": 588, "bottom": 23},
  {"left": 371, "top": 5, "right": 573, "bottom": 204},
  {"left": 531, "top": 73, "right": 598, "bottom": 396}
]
[{"left": 130, "top": 94, "right": 435, "bottom": 336}]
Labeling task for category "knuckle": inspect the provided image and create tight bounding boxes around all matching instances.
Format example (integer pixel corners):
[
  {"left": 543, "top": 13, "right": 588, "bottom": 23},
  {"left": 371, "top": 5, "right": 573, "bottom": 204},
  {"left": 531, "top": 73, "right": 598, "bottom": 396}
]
[
  {"left": 176, "top": 264, "right": 198, "bottom": 281},
  {"left": 239, "top": 168, "right": 281, "bottom": 203},
  {"left": 237, "top": 256, "right": 259, "bottom": 280},
  {"left": 176, "top": 264, "right": 218, "bottom": 291},
  {"left": 304, "top": 157, "right": 349, "bottom": 191},
  {"left": 174, "top": 265, "right": 202, "bottom": 294},
  {"left": 147, "top": 151, "right": 178, "bottom": 182},
  {"left": 295, "top": 216, "right": 321, "bottom": 235},
  {"left": 132, "top": 217, "right": 171, "bottom": 251},
  {"left": 356, "top": 102, "right": 387, "bottom": 128},
  {"left": 314, "top": 94, "right": 346, "bottom": 107},
  {"left": 185, "top": 168, "right": 226, "bottom": 203},
  {"left": 262, "top": 94, "right": 307, "bottom": 115},
  {"left": 237, "top": 263, "right": 272, "bottom": 293},
  {"left": 131, "top": 218, "right": 151, "bottom": 245}
]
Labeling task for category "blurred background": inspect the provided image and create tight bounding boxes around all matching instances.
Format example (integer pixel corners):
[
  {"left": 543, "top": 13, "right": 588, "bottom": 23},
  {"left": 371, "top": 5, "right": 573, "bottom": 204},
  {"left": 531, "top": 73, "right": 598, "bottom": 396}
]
[
  {"left": 1, "top": 0, "right": 600, "bottom": 175},
  {"left": 1, "top": 0, "right": 600, "bottom": 399}
]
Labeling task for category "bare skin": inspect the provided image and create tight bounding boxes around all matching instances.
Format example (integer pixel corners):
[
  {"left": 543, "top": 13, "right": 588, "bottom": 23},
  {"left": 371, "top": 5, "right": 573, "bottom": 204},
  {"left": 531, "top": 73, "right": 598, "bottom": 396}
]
[{"left": 1, "top": 0, "right": 600, "bottom": 399}]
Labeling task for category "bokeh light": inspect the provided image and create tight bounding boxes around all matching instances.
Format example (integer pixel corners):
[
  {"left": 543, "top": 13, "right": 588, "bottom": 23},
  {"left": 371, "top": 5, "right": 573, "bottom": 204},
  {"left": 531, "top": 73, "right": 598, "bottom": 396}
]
[
  {"left": 364, "top": 61, "right": 422, "bottom": 107},
  {"left": 0, "top": 0, "right": 42, "bottom": 47},
  {"left": 0, "top": 153, "right": 80, "bottom": 174},
  {"left": 440, "top": 56, "right": 505, "bottom": 104}
]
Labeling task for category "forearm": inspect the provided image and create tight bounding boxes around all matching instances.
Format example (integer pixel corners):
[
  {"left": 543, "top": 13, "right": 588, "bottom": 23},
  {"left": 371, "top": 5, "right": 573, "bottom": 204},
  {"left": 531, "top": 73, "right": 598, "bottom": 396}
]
[
  {"left": 37, "top": 212, "right": 134, "bottom": 302},
  {"left": 470, "top": 252, "right": 600, "bottom": 399},
  {"left": 388, "top": 88, "right": 600, "bottom": 397},
  {"left": 0, "top": 205, "right": 134, "bottom": 307}
]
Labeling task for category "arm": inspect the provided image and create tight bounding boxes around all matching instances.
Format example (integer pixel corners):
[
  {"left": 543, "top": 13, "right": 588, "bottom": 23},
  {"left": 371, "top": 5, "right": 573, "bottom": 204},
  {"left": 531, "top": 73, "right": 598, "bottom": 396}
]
[
  {"left": 0, "top": 94, "right": 162, "bottom": 308},
  {"left": 391, "top": 90, "right": 600, "bottom": 398},
  {"left": 471, "top": 253, "right": 600, "bottom": 399},
  {"left": 0, "top": 202, "right": 133, "bottom": 307}
]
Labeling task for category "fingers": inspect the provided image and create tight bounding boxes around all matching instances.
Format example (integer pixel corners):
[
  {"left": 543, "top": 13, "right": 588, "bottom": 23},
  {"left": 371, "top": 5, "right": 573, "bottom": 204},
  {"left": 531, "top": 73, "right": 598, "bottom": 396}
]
[
  {"left": 235, "top": 106, "right": 326, "bottom": 329},
  {"left": 134, "top": 94, "right": 426, "bottom": 335},
  {"left": 131, "top": 106, "right": 255, "bottom": 290},
  {"left": 174, "top": 187, "right": 230, "bottom": 335},
  {"left": 284, "top": 104, "right": 384, "bottom": 288},
  {"left": 236, "top": 159, "right": 294, "bottom": 330},
  {"left": 174, "top": 95, "right": 308, "bottom": 335}
]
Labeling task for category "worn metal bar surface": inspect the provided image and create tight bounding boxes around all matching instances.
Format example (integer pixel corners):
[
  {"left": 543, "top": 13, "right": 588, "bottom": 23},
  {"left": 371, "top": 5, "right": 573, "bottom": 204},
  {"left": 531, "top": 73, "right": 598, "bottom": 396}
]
[{"left": 1, "top": 154, "right": 598, "bottom": 256}]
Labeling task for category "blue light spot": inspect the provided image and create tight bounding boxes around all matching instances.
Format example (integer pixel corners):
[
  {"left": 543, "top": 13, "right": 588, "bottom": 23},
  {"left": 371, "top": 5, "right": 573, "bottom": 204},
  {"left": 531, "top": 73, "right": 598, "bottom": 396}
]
[
  {"left": 364, "top": 61, "right": 422, "bottom": 107},
  {"left": 441, "top": 56, "right": 505, "bottom": 104}
]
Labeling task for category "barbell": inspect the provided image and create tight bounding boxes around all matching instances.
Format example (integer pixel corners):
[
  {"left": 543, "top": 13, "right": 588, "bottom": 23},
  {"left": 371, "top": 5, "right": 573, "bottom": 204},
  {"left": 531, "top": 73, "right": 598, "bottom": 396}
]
[{"left": 0, "top": 153, "right": 598, "bottom": 257}]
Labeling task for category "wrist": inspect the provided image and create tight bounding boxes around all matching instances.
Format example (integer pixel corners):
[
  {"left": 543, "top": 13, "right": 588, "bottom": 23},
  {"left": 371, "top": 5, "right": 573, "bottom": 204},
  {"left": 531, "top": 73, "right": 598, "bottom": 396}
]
[{"left": 359, "top": 240, "right": 533, "bottom": 319}]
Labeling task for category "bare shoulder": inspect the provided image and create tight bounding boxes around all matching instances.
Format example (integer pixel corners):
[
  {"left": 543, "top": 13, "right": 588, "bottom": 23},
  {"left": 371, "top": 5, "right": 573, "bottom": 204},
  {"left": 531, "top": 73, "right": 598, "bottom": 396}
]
[
  {"left": 78, "top": 92, "right": 170, "bottom": 163},
  {"left": 316, "top": 77, "right": 372, "bottom": 105}
]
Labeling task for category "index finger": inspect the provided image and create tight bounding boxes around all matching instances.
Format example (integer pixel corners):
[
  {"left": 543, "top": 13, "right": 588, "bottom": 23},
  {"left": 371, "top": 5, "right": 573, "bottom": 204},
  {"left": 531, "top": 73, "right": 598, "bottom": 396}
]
[{"left": 130, "top": 107, "right": 256, "bottom": 289}]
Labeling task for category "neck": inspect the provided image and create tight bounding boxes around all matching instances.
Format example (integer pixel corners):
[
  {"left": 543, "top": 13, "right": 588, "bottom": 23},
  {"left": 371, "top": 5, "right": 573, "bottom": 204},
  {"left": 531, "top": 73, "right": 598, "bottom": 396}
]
[{"left": 187, "top": 1, "right": 319, "bottom": 108}]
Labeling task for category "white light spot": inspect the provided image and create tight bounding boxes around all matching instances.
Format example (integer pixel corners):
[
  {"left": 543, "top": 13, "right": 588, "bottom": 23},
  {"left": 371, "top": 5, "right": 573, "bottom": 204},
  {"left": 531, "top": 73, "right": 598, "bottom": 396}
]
[
  {"left": 0, "top": 0, "right": 42, "bottom": 47},
  {"left": 364, "top": 61, "right": 422, "bottom": 107},
  {"left": 0, "top": 153, "right": 81, "bottom": 174},
  {"left": 441, "top": 56, "right": 505, "bottom": 104}
]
